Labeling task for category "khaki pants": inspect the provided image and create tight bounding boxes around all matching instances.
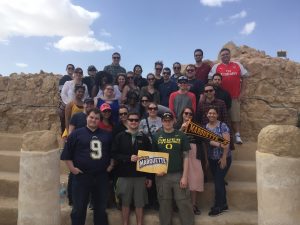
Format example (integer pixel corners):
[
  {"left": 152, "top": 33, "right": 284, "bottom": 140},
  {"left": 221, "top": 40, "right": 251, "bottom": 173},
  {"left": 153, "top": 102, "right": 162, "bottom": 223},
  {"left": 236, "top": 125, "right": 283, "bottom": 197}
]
[{"left": 156, "top": 173, "right": 194, "bottom": 225}]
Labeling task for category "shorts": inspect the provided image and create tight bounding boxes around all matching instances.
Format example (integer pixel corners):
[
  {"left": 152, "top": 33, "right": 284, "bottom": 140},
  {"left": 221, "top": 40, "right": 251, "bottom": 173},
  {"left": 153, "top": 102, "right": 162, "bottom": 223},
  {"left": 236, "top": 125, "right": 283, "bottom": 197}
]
[
  {"left": 229, "top": 99, "right": 240, "bottom": 122},
  {"left": 116, "top": 177, "right": 148, "bottom": 208}
]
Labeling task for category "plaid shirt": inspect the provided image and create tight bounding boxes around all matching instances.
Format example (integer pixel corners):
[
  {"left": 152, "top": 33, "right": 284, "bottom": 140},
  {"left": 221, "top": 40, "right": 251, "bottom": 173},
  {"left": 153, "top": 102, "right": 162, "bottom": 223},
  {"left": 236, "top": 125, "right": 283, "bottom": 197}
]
[
  {"left": 103, "top": 64, "right": 126, "bottom": 80},
  {"left": 197, "top": 98, "right": 229, "bottom": 126}
]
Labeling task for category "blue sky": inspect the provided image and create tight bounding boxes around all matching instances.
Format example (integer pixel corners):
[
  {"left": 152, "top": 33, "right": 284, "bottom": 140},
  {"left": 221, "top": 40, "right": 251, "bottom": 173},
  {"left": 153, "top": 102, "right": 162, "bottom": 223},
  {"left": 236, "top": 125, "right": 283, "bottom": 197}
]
[{"left": 0, "top": 0, "right": 299, "bottom": 76}]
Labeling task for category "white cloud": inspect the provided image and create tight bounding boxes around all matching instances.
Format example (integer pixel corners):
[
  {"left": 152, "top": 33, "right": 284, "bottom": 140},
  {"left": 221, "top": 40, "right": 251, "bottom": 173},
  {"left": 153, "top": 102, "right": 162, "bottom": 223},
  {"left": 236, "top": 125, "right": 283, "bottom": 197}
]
[
  {"left": 230, "top": 10, "right": 247, "bottom": 20},
  {"left": 53, "top": 36, "right": 113, "bottom": 52},
  {"left": 100, "top": 29, "right": 111, "bottom": 37},
  {"left": 117, "top": 45, "right": 122, "bottom": 50},
  {"left": 240, "top": 21, "right": 256, "bottom": 35},
  {"left": 200, "top": 0, "right": 239, "bottom": 7},
  {"left": 16, "top": 63, "right": 28, "bottom": 68},
  {"left": 0, "top": 39, "right": 10, "bottom": 45},
  {"left": 216, "top": 10, "right": 247, "bottom": 25},
  {"left": 0, "top": 0, "right": 113, "bottom": 52}
]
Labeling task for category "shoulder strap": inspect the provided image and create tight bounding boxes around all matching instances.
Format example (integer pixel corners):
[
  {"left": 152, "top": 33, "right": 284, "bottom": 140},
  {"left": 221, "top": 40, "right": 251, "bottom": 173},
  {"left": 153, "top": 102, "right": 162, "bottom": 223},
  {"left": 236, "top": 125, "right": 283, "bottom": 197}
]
[{"left": 145, "top": 117, "right": 154, "bottom": 141}]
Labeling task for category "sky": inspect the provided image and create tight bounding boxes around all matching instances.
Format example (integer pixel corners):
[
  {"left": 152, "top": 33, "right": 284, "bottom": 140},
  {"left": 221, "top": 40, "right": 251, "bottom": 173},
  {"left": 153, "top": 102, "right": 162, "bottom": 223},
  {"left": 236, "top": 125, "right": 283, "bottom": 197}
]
[{"left": 0, "top": 0, "right": 299, "bottom": 77}]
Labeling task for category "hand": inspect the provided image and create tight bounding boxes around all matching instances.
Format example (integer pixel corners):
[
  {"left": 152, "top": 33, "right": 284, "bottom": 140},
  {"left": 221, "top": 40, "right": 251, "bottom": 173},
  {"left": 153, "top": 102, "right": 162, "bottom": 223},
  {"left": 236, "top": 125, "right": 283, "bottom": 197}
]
[
  {"left": 181, "top": 122, "right": 189, "bottom": 132},
  {"left": 156, "top": 172, "right": 166, "bottom": 177},
  {"left": 106, "top": 164, "right": 114, "bottom": 172},
  {"left": 71, "top": 167, "right": 83, "bottom": 175},
  {"left": 218, "top": 157, "right": 227, "bottom": 169},
  {"left": 180, "top": 176, "right": 188, "bottom": 189},
  {"left": 131, "top": 155, "right": 139, "bottom": 162},
  {"left": 145, "top": 179, "right": 152, "bottom": 188}
]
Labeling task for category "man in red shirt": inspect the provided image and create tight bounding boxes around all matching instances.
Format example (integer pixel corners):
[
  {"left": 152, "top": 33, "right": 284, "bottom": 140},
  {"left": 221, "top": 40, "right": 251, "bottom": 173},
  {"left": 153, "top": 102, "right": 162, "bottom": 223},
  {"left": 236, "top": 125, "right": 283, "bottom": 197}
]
[
  {"left": 208, "top": 48, "right": 249, "bottom": 144},
  {"left": 194, "top": 49, "right": 211, "bottom": 84}
]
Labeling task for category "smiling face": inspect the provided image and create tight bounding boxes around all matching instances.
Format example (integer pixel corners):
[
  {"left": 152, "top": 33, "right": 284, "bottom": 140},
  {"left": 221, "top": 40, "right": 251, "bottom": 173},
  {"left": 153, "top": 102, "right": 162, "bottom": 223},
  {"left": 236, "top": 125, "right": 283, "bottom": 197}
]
[
  {"left": 117, "top": 75, "right": 126, "bottom": 86},
  {"left": 119, "top": 107, "right": 128, "bottom": 122},
  {"left": 220, "top": 49, "right": 231, "bottom": 64},
  {"left": 87, "top": 111, "right": 100, "bottom": 130},
  {"left": 186, "top": 65, "right": 196, "bottom": 79},
  {"left": 127, "top": 114, "right": 140, "bottom": 130},
  {"left": 147, "top": 103, "right": 158, "bottom": 117},
  {"left": 103, "top": 85, "right": 114, "bottom": 98},
  {"left": 147, "top": 74, "right": 155, "bottom": 86},
  {"left": 207, "top": 108, "right": 218, "bottom": 123}
]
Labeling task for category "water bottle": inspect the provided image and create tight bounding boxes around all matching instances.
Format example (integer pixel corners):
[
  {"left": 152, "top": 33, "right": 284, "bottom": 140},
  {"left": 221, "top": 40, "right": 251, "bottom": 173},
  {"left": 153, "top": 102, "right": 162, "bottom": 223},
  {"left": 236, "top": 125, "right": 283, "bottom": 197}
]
[{"left": 59, "top": 182, "right": 67, "bottom": 205}]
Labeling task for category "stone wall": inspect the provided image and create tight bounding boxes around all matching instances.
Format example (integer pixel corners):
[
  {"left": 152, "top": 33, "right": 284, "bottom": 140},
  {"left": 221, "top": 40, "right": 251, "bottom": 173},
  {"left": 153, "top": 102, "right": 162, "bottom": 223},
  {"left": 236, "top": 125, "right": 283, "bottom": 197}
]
[{"left": 0, "top": 43, "right": 300, "bottom": 140}]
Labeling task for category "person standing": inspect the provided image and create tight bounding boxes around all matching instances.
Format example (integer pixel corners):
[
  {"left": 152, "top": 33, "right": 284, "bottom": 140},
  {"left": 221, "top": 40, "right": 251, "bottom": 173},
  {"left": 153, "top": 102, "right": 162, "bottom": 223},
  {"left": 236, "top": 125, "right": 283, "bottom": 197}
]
[
  {"left": 185, "top": 64, "right": 205, "bottom": 105},
  {"left": 158, "top": 67, "right": 178, "bottom": 107},
  {"left": 58, "top": 64, "right": 75, "bottom": 133},
  {"left": 194, "top": 49, "right": 211, "bottom": 84},
  {"left": 133, "top": 64, "right": 148, "bottom": 89},
  {"left": 61, "top": 108, "right": 113, "bottom": 225},
  {"left": 169, "top": 76, "right": 196, "bottom": 119},
  {"left": 208, "top": 47, "right": 249, "bottom": 144},
  {"left": 153, "top": 61, "right": 164, "bottom": 89},
  {"left": 211, "top": 73, "right": 232, "bottom": 110},
  {"left": 112, "top": 112, "right": 152, "bottom": 225},
  {"left": 83, "top": 65, "right": 97, "bottom": 97},
  {"left": 152, "top": 112, "right": 194, "bottom": 225},
  {"left": 170, "top": 62, "right": 183, "bottom": 83},
  {"left": 205, "top": 106, "right": 231, "bottom": 216},
  {"left": 103, "top": 52, "right": 126, "bottom": 81}
]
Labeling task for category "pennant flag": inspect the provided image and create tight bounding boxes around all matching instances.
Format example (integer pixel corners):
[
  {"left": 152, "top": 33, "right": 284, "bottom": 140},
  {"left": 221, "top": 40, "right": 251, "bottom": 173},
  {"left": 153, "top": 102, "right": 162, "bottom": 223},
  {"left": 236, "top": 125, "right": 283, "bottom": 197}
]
[{"left": 185, "top": 121, "right": 229, "bottom": 145}]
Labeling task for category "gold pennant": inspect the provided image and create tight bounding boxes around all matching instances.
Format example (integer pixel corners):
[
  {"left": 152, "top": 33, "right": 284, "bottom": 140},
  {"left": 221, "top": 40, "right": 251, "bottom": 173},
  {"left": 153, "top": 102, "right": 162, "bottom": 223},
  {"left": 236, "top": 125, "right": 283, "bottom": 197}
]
[{"left": 184, "top": 120, "right": 229, "bottom": 145}]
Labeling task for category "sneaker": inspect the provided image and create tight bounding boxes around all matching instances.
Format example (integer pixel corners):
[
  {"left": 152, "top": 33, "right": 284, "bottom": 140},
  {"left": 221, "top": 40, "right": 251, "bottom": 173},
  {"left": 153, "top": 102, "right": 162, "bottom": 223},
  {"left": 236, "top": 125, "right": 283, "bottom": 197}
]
[
  {"left": 235, "top": 134, "right": 243, "bottom": 144},
  {"left": 208, "top": 207, "right": 223, "bottom": 217},
  {"left": 193, "top": 205, "right": 201, "bottom": 215}
]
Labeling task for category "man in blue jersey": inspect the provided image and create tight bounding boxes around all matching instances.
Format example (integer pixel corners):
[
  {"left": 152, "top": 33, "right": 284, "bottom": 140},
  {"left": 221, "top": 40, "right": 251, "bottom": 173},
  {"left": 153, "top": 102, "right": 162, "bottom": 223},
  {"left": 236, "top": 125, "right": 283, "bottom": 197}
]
[{"left": 61, "top": 108, "right": 113, "bottom": 225}]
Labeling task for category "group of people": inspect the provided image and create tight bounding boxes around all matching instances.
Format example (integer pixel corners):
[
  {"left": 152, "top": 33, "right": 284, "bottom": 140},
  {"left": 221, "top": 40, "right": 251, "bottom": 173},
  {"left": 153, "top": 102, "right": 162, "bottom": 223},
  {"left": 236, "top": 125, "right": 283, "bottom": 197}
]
[{"left": 59, "top": 47, "right": 249, "bottom": 225}]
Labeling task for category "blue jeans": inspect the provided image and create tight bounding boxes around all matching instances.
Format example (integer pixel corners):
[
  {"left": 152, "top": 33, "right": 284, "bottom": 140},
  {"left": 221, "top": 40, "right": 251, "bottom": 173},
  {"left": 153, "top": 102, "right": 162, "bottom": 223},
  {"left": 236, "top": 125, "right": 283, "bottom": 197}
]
[
  {"left": 209, "top": 156, "right": 232, "bottom": 208},
  {"left": 71, "top": 172, "right": 109, "bottom": 225}
]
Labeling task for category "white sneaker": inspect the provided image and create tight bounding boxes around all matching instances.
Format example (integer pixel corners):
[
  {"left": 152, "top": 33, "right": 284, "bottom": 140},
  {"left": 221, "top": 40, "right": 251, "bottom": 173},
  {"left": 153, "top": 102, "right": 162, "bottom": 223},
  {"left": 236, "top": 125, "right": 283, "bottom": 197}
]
[{"left": 235, "top": 134, "right": 243, "bottom": 144}]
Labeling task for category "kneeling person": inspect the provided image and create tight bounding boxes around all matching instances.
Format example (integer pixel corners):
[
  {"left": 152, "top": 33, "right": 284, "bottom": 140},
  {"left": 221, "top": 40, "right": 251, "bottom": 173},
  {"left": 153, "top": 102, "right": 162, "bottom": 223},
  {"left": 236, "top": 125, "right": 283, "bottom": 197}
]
[
  {"left": 61, "top": 108, "right": 113, "bottom": 225},
  {"left": 112, "top": 112, "right": 152, "bottom": 225},
  {"left": 152, "top": 112, "right": 194, "bottom": 225}
]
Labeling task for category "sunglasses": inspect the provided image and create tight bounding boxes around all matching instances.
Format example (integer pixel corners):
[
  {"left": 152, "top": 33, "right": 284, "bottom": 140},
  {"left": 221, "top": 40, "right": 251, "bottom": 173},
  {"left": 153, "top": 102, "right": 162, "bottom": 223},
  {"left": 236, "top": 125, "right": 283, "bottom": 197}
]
[
  {"left": 204, "top": 89, "right": 214, "bottom": 93},
  {"left": 113, "top": 56, "right": 120, "bottom": 59},
  {"left": 148, "top": 78, "right": 155, "bottom": 81},
  {"left": 103, "top": 110, "right": 111, "bottom": 113},
  {"left": 141, "top": 99, "right": 149, "bottom": 102},
  {"left": 128, "top": 118, "right": 139, "bottom": 122},
  {"left": 148, "top": 107, "right": 158, "bottom": 111},
  {"left": 163, "top": 72, "right": 170, "bottom": 75},
  {"left": 178, "top": 81, "right": 188, "bottom": 84},
  {"left": 184, "top": 112, "right": 193, "bottom": 116},
  {"left": 155, "top": 68, "right": 162, "bottom": 71},
  {"left": 187, "top": 69, "right": 195, "bottom": 73},
  {"left": 119, "top": 112, "right": 128, "bottom": 116}
]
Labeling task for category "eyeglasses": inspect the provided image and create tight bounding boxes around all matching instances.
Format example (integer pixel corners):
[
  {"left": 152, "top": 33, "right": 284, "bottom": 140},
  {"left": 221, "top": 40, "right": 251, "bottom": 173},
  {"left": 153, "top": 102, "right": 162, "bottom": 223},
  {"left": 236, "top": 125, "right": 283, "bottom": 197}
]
[
  {"left": 119, "top": 112, "right": 128, "bottom": 116},
  {"left": 173, "top": 67, "right": 181, "bottom": 70},
  {"left": 163, "top": 72, "right": 170, "bottom": 75},
  {"left": 148, "top": 107, "right": 158, "bottom": 111},
  {"left": 204, "top": 89, "right": 214, "bottom": 93},
  {"left": 103, "top": 110, "right": 111, "bottom": 113},
  {"left": 141, "top": 99, "right": 149, "bottom": 102},
  {"left": 113, "top": 56, "right": 120, "bottom": 59},
  {"left": 187, "top": 69, "right": 195, "bottom": 73},
  {"left": 155, "top": 68, "right": 162, "bottom": 71},
  {"left": 184, "top": 112, "right": 193, "bottom": 116},
  {"left": 148, "top": 78, "right": 155, "bottom": 81},
  {"left": 128, "top": 118, "right": 139, "bottom": 122}
]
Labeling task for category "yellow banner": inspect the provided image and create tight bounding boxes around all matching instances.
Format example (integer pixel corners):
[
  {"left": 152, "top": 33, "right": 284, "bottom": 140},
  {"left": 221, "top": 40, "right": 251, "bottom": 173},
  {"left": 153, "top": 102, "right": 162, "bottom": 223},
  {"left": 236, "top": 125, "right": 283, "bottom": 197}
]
[
  {"left": 185, "top": 121, "right": 229, "bottom": 145},
  {"left": 136, "top": 150, "right": 169, "bottom": 174}
]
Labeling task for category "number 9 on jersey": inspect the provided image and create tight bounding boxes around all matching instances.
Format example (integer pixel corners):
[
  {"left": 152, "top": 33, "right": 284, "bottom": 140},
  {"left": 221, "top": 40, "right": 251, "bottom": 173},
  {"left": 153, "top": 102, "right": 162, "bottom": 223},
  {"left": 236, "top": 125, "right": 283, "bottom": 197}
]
[{"left": 90, "top": 139, "right": 102, "bottom": 159}]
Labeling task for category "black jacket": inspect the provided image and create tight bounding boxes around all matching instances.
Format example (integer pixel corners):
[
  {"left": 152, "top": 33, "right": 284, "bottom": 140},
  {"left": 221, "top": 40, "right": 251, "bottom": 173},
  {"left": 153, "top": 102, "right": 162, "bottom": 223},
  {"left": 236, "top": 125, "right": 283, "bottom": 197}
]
[{"left": 112, "top": 130, "right": 152, "bottom": 179}]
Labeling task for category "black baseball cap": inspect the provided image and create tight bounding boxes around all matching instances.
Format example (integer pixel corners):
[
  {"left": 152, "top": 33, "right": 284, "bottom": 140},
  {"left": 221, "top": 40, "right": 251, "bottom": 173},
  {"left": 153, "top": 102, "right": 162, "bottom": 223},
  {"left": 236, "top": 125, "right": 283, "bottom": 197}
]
[{"left": 162, "top": 112, "right": 174, "bottom": 120}]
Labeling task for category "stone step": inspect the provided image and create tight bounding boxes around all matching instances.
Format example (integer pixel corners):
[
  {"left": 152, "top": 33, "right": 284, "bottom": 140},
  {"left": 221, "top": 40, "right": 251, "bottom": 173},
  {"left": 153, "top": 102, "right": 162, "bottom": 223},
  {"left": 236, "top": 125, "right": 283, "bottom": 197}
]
[
  {"left": 227, "top": 160, "right": 256, "bottom": 182},
  {"left": 0, "top": 198, "right": 257, "bottom": 225},
  {"left": 61, "top": 206, "right": 258, "bottom": 225},
  {"left": 0, "top": 151, "right": 20, "bottom": 173},
  {"left": 232, "top": 141, "right": 257, "bottom": 161},
  {"left": 0, "top": 197, "right": 18, "bottom": 225},
  {"left": 0, "top": 172, "right": 19, "bottom": 198},
  {"left": 198, "top": 182, "right": 257, "bottom": 211},
  {"left": 0, "top": 133, "right": 23, "bottom": 151}
]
